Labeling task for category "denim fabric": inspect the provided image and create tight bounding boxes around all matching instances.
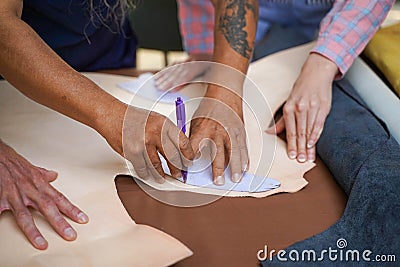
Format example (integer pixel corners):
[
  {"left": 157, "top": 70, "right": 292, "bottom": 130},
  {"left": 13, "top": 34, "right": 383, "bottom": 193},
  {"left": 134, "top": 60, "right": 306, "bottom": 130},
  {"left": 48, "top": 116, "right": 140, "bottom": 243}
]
[
  {"left": 253, "top": 23, "right": 316, "bottom": 61},
  {"left": 253, "top": 0, "right": 333, "bottom": 61},
  {"left": 262, "top": 79, "right": 400, "bottom": 266}
]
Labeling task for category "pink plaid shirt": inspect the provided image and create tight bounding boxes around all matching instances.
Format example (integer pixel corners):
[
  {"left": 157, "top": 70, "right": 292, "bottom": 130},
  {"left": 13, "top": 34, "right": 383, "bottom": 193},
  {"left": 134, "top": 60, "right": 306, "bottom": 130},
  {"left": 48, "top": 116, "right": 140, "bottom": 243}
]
[
  {"left": 311, "top": 0, "right": 394, "bottom": 77},
  {"left": 177, "top": 0, "right": 214, "bottom": 56},
  {"left": 177, "top": 0, "right": 394, "bottom": 77}
]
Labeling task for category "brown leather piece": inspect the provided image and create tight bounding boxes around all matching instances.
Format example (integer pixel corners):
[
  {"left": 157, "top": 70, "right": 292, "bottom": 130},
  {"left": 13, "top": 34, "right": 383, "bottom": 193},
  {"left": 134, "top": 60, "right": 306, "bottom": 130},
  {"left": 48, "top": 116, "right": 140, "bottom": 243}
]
[
  {"left": 108, "top": 68, "right": 347, "bottom": 266},
  {"left": 115, "top": 158, "right": 347, "bottom": 266}
]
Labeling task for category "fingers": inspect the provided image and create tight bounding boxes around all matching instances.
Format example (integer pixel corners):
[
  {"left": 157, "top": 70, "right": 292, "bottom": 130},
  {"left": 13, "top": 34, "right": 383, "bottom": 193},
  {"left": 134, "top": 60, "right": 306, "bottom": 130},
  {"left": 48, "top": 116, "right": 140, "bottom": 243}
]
[
  {"left": 155, "top": 60, "right": 208, "bottom": 91},
  {"left": 282, "top": 99, "right": 329, "bottom": 163},
  {"left": 227, "top": 129, "right": 242, "bottom": 183},
  {"left": 211, "top": 138, "right": 225, "bottom": 186},
  {"left": 34, "top": 194, "right": 77, "bottom": 242},
  {"left": 237, "top": 128, "right": 249, "bottom": 172},
  {"left": 283, "top": 103, "right": 298, "bottom": 160},
  {"left": 130, "top": 112, "right": 194, "bottom": 182},
  {"left": 306, "top": 146, "right": 316, "bottom": 163},
  {"left": 155, "top": 64, "right": 189, "bottom": 91},
  {"left": 266, "top": 117, "right": 285, "bottom": 134},
  {"left": 0, "top": 142, "right": 88, "bottom": 251},
  {"left": 45, "top": 189, "right": 89, "bottom": 224},
  {"left": 167, "top": 125, "right": 195, "bottom": 166},
  {"left": 295, "top": 103, "right": 307, "bottom": 163},
  {"left": 305, "top": 103, "right": 319, "bottom": 162},
  {"left": 4, "top": 169, "right": 47, "bottom": 249},
  {"left": 158, "top": 139, "right": 183, "bottom": 179},
  {"left": 130, "top": 150, "right": 150, "bottom": 179},
  {"left": 308, "top": 109, "right": 328, "bottom": 149},
  {"left": 37, "top": 167, "right": 58, "bottom": 182},
  {"left": 166, "top": 161, "right": 183, "bottom": 179},
  {"left": 10, "top": 194, "right": 48, "bottom": 250},
  {"left": 14, "top": 177, "right": 87, "bottom": 248},
  {"left": 145, "top": 145, "right": 165, "bottom": 184},
  {"left": 163, "top": 123, "right": 195, "bottom": 179},
  {"left": 11, "top": 182, "right": 79, "bottom": 249},
  {"left": 189, "top": 131, "right": 203, "bottom": 158}
]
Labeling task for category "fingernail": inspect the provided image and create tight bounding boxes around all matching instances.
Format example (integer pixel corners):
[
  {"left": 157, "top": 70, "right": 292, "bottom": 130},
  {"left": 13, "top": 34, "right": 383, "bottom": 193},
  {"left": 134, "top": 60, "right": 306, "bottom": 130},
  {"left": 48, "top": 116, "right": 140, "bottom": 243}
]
[
  {"left": 154, "top": 79, "right": 162, "bottom": 87},
  {"left": 266, "top": 126, "right": 274, "bottom": 132},
  {"left": 186, "top": 161, "right": 193, "bottom": 167},
  {"left": 48, "top": 170, "right": 58, "bottom": 175},
  {"left": 174, "top": 172, "right": 182, "bottom": 178},
  {"left": 297, "top": 154, "right": 306, "bottom": 163},
  {"left": 35, "top": 236, "right": 47, "bottom": 247},
  {"left": 242, "top": 163, "right": 249, "bottom": 172},
  {"left": 77, "top": 212, "right": 89, "bottom": 223},
  {"left": 307, "top": 141, "right": 315, "bottom": 148},
  {"left": 156, "top": 178, "right": 165, "bottom": 184},
  {"left": 214, "top": 175, "right": 225, "bottom": 186},
  {"left": 158, "top": 81, "right": 167, "bottom": 90},
  {"left": 232, "top": 173, "right": 242, "bottom": 183},
  {"left": 288, "top": 151, "right": 297, "bottom": 159},
  {"left": 64, "top": 227, "right": 76, "bottom": 240},
  {"left": 194, "top": 152, "right": 201, "bottom": 160}
]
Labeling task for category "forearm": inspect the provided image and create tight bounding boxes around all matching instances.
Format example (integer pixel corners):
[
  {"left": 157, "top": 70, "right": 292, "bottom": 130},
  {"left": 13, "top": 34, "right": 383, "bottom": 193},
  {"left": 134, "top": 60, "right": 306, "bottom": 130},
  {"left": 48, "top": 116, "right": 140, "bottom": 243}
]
[
  {"left": 212, "top": 0, "right": 257, "bottom": 72},
  {"left": 206, "top": 0, "right": 257, "bottom": 108},
  {"left": 0, "top": 11, "right": 126, "bottom": 153}
]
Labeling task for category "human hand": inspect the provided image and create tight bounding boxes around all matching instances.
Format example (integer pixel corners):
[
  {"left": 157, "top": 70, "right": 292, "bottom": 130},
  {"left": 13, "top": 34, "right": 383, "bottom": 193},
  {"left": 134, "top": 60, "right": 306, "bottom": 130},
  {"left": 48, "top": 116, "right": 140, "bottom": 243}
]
[
  {"left": 122, "top": 106, "right": 195, "bottom": 183},
  {"left": 266, "top": 53, "right": 338, "bottom": 163},
  {"left": 0, "top": 140, "right": 89, "bottom": 250},
  {"left": 155, "top": 53, "right": 212, "bottom": 92},
  {"left": 189, "top": 86, "right": 248, "bottom": 185}
]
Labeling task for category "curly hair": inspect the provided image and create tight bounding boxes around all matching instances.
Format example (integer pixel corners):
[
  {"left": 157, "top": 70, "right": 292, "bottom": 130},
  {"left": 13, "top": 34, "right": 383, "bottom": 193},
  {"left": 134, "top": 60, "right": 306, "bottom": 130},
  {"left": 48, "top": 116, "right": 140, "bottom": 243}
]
[{"left": 87, "top": 0, "right": 138, "bottom": 32}]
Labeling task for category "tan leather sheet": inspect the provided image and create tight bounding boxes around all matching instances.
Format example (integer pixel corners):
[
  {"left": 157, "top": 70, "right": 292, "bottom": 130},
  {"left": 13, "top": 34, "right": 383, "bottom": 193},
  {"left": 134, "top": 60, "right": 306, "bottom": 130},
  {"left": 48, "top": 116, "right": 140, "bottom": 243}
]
[{"left": 0, "top": 83, "right": 192, "bottom": 266}]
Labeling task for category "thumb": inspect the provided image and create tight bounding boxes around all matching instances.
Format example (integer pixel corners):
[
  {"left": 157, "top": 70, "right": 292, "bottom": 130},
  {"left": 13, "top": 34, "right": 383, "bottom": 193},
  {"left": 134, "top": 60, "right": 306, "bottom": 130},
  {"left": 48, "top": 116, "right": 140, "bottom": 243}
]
[
  {"left": 266, "top": 117, "right": 285, "bottom": 135},
  {"left": 38, "top": 167, "right": 58, "bottom": 182}
]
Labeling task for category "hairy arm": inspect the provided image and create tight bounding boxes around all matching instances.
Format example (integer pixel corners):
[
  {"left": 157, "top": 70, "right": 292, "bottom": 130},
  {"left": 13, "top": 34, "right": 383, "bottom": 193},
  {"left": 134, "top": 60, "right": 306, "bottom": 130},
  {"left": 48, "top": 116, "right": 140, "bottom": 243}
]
[
  {"left": 0, "top": 0, "right": 195, "bottom": 249},
  {"left": 0, "top": 0, "right": 125, "bottom": 153}
]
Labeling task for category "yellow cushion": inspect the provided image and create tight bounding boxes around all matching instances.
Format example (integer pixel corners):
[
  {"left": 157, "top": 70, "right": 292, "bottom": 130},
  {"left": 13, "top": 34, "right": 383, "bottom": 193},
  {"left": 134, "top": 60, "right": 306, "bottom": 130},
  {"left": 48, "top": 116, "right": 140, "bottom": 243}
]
[{"left": 364, "top": 22, "right": 400, "bottom": 97}]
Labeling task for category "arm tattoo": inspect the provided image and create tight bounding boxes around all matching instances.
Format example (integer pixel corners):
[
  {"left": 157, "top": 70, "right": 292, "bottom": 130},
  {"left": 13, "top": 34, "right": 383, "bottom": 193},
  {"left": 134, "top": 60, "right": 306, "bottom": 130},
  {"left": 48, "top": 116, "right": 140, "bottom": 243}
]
[{"left": 218, "top": 0, "right": 258, "bottom": 59}]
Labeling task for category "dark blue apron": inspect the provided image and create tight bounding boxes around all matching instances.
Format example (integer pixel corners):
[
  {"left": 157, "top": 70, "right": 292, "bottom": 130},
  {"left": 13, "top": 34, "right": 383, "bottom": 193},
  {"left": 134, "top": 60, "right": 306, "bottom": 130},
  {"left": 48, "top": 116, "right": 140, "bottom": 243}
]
[{"left": 22, "top": 0, "right": 137, "bottom": 71}]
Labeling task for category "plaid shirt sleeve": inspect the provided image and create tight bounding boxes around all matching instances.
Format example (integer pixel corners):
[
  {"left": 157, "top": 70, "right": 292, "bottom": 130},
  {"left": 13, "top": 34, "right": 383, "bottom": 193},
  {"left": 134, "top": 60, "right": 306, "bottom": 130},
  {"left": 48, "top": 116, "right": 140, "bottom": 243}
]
[
  {"left": 176, "top": 0, "right": 215, "bottom": 55},
  {"left": 311, "top": 0, "right": 395, "bottom": 78}
]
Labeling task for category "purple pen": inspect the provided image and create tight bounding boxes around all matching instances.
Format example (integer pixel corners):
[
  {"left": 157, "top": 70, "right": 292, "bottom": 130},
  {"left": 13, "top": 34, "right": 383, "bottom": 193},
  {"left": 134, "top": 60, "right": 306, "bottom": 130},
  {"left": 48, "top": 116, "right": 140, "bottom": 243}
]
[{"left": 175, "top": 97, "right": 188, "bottom": 183}]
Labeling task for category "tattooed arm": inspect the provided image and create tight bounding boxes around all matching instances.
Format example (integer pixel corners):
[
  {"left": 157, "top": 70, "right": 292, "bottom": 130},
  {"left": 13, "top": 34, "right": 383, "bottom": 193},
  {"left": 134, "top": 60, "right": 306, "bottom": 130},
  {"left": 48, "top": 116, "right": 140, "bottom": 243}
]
[
  {"left": 215, "top": 0, "right": 257, "bottom": 63},
  {"left": 189, "top": 0, "right": 257, "bottom": 185}
]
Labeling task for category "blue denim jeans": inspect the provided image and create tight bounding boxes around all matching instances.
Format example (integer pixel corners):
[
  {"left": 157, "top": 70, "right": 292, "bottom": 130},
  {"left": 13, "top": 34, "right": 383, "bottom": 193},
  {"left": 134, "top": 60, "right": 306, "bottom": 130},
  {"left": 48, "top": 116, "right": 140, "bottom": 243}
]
[
  {"left": 253, "top": 0, "right": 333, "bottom": 61},
  {"left": 253, "top": 23, "right": 316, "bottom": 61},
  {"left": 262, "top": 79, "right": 400, "bottom": 266}
]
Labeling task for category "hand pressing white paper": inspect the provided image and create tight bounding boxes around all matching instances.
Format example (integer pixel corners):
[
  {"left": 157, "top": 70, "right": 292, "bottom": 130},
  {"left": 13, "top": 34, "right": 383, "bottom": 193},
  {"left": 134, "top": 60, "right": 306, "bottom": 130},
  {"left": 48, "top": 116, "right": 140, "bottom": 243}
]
[
  {"left": 118, "top": 73, "right": 188, "bottom": 103},
  {"left": 160, "top": 156, "right": 280, "bottom": 193}
]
